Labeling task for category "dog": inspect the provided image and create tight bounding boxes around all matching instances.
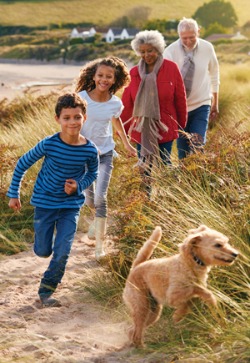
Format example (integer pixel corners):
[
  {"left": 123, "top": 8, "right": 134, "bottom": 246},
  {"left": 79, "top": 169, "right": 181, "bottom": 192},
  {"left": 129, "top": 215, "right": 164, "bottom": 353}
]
[{"left": 123, "top": 224, "right": 239, "bottom": 347}]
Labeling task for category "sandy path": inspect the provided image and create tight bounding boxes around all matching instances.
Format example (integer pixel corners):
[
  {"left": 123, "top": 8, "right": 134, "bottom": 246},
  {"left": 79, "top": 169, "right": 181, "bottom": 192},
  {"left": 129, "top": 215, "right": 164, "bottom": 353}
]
[{"left": 0, "top": 231, "right": 131, "bottom": 363}]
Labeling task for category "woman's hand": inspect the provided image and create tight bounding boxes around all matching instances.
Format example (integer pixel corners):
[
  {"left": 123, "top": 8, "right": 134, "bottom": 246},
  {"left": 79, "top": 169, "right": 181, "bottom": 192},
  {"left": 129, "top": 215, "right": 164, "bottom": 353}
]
[
  {"left": 8, "top": 198, "right": 21, "bottom": 212},
  {"left": 64, "top": 179, "right": 78, "bottom": 195},
  {"left": 209, "top": 106, "right": 219, "bottom": 121}
]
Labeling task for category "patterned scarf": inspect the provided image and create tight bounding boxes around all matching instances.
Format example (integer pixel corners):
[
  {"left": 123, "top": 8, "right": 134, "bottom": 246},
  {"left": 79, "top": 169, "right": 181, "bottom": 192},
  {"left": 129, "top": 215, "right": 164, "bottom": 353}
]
[
  {"left": 128, "top": 55, "right": 168, "bottom": 164},
  {"left": 180, "top": 41, "right": 197, "bottom": 98}
]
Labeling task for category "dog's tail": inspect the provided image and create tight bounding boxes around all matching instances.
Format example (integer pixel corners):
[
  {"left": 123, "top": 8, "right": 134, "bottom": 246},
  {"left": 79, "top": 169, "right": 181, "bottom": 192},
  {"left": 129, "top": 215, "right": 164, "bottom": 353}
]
[{"left": 131, "top": 226, "right": 162, "bottom": 269}]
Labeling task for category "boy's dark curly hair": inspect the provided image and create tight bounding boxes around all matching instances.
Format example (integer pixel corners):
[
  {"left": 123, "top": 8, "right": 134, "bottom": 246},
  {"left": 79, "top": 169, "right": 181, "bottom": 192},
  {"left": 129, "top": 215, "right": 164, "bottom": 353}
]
[
  {"left": 74, "top": 56, "right": 130, "bottom": 95},
  {"left": 55, "top": 92, "right": 87, "bottom": 117}
]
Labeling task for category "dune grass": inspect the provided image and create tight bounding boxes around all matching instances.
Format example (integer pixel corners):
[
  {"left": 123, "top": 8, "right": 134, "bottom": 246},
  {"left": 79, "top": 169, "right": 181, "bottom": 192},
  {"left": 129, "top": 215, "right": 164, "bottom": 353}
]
[
  {"left": 0, "top": 0, "right": 249, "bottom": 27},
  {"left": 86, "top": 120, "right": 249, "bottom": 361},
  {"left": 83, "top": 65, "right": 250, "bottom": 361}
]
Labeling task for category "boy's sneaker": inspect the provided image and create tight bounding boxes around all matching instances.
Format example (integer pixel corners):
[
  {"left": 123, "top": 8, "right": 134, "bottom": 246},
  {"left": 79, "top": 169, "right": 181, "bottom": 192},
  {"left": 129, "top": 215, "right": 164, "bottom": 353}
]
[{"left": 40, "top": 296, "right": 61, "bottom": 307}]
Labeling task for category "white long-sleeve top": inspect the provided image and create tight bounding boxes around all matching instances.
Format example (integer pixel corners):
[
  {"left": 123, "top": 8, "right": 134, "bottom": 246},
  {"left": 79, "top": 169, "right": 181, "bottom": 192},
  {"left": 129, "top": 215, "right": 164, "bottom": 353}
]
[{"left": 163, "top": 38, "right": 220, "bottom": 112}]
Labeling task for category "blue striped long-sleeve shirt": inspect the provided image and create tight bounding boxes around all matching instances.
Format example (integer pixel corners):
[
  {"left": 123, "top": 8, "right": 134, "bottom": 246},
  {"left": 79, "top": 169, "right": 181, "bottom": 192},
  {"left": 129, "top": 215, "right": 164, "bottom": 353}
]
[{"left": 7, "top": 133, "right": 99, "bottom": 209}]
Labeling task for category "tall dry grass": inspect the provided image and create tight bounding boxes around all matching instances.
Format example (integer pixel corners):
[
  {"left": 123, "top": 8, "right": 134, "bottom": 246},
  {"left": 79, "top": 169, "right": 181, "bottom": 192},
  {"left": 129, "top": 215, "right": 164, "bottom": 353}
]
[
  {"left": 84, "top": 131, "right": 250, "bottom": 361},
  {"left": 85, "top": 65, "right": 250, "bottom": 361},
  {"left": 0, "top": 93, "right": 59, "bottom": 251}
]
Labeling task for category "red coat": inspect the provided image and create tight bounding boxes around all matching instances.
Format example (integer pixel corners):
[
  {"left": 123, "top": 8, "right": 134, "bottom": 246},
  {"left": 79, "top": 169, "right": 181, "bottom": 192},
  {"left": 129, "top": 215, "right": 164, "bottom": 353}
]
[{"left": 121, "top": 59, "right": 187, "bottom": 144}]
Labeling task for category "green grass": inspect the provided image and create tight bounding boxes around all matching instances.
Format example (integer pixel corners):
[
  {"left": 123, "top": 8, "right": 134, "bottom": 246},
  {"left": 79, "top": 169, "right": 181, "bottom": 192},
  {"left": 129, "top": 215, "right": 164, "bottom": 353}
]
[{"left": 0, "top": 0, "right": 249, "bottom": 27}]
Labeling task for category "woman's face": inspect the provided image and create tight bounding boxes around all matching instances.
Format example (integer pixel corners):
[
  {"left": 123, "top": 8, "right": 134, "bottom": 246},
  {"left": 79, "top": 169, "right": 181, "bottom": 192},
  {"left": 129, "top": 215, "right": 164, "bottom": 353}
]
[{"left": 138, "top": 44, "right": 159, "bottom": 66}]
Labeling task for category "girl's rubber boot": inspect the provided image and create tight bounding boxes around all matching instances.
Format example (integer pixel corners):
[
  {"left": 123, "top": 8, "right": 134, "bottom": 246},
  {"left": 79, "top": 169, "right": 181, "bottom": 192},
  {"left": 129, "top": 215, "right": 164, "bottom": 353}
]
[
  {"left": 95, "top": 217, "right": 107, "bottom": 261},
  {"left": 87, "top": 219, "right": 95, "bottom": 240}
]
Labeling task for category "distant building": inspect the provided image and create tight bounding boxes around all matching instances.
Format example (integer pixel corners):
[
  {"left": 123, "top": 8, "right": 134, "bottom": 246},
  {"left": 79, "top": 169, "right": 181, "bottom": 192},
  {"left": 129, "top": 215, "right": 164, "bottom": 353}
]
[
  {"left": 105, "top": 27, "right": 139, "bottom": 43},
  {"left": 70, "top": 26, "right": 139, "bottom": 43},
  {"left": 70, "top": 27, "right": 96, "bottom": 39}
]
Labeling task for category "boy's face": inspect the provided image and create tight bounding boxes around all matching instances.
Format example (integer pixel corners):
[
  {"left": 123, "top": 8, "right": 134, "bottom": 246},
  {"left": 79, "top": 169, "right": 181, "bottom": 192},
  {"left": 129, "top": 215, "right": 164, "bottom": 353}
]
[{"left": 55, "top": 107, "right": 86, "bottom": 136}]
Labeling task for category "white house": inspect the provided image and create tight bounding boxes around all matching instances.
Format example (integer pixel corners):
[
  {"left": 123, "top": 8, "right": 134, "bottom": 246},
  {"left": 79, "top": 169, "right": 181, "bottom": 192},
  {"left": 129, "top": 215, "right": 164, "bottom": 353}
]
[
  {"left": 70, "top": 27, "right": 96, "bottom": 39},
  {"left": 105, "top": 28, "right": 138, "bottom": 43}
]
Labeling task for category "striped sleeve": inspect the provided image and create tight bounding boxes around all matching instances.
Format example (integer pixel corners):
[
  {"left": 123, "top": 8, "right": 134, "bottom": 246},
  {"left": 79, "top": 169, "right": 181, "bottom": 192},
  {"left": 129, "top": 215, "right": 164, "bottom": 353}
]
[{"left": 7, "top": 138, "right": 47, "bottom": 199}]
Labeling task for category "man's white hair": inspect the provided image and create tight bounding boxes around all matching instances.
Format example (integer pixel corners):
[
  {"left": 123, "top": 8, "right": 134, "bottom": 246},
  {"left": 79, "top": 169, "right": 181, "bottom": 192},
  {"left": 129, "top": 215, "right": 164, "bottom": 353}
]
[{"left": 177, "top": 17, "right": 200, "bottom": 35}]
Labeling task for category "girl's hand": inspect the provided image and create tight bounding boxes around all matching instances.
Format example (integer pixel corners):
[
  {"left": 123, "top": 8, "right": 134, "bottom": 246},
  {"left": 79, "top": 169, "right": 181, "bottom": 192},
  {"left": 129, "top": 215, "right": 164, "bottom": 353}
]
[
  {"left": 125, "top": 143, "right": 137, "bottom": 157},
  {"left": 64, "top": 179, "right": 78, "bottom": 195},
  {"left": 9, "top": 198, "right": 21, "bottom": 212}
]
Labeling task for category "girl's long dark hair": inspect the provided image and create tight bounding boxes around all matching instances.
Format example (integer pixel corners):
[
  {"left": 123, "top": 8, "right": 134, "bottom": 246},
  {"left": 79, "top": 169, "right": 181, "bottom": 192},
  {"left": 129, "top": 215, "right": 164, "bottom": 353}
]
[{"left": 74, "top": 56, "right": 130, "bottom": 95}]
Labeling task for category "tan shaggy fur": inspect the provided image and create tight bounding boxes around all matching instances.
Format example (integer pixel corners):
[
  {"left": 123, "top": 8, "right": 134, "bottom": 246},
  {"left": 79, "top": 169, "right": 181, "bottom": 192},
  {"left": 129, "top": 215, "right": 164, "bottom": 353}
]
[{"left": 123, "top": 225, "right": 239, "bottom": 347}]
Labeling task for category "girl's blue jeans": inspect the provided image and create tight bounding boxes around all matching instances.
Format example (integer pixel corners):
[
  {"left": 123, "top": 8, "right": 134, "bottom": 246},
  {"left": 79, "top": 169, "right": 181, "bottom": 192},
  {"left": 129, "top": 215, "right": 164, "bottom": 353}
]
[
  {"left": 34, "top": 206, "right": 80, "bottom": 299},
  {"left": 177, "top": 105, "right": 211, "bottom": 159},
  {"left": 85, "top": 150, "right": 113, "bottom": 218}
]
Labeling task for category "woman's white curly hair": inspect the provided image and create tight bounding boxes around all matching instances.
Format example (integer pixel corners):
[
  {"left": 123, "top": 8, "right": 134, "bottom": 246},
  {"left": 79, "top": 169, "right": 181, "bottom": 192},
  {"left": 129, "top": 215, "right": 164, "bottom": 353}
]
[{"left": 131, "top": 30, "right": 166, "bottom": 55}]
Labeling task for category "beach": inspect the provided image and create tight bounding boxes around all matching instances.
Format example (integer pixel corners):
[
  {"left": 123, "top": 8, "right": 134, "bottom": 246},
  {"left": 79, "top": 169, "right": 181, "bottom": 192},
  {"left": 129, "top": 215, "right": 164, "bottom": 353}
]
[{"left": 0, "top": 62, "right": 82, "bottom": 101}]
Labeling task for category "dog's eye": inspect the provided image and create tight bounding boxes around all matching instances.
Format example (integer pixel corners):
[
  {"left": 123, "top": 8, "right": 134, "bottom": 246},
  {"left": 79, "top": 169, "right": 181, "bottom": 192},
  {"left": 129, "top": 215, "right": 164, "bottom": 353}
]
[{"left": 214, "top": 243, "right": 222, "bottom": 248}]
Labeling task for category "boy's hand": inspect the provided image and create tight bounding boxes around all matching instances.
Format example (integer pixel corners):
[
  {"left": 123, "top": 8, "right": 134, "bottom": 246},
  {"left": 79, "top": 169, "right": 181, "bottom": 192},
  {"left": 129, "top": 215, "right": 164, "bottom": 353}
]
[
  {"left": 64, "top": 179, "right": 77, "bottom": 195},
  {"left": 9, "top": 198, "right": 21, "bottom": 212}
]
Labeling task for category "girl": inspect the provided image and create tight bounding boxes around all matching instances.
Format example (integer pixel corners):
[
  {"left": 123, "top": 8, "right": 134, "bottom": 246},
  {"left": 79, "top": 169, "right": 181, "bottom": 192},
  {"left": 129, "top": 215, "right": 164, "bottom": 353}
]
[{"left": 75, "top": 56, "right": 136, "bottom": 260}]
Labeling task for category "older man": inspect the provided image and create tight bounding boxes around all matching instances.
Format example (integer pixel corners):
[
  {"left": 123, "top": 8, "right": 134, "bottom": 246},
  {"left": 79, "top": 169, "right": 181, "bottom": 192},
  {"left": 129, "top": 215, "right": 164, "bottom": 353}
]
[{"left": 163, "top": 17, "right": 220, "bottom": 159}]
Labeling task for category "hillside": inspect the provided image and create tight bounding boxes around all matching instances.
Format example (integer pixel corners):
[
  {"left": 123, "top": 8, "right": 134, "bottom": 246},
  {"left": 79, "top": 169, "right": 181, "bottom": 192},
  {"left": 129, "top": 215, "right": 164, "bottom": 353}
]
[{"left": 0, "top": 0, "right": 249, "bottom": 28}]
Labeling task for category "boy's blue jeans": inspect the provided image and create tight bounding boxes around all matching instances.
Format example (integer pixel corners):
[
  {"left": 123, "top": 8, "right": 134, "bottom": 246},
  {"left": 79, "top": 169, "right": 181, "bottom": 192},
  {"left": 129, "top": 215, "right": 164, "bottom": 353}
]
[
  {"left": 177, "top": 105, "right": 211, "bottom": 159},
  {"left": 34, "top": 207, "right": 80, "bottom": 299}
]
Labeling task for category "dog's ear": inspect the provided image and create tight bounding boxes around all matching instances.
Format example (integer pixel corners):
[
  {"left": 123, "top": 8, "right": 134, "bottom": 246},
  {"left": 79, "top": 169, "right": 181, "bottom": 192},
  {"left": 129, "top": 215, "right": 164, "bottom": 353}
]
[
  {"left": 179, "top": 235, "right": 201, "bottom": 256},
  {"left": 189, "top": 235, "right": 202, "bottom": 246},
  {"left": 188, "top": 225, "right": 208, "bottom": 235},
  {"left": 197, "top": 225, "right": 208, "bottom": 232}
]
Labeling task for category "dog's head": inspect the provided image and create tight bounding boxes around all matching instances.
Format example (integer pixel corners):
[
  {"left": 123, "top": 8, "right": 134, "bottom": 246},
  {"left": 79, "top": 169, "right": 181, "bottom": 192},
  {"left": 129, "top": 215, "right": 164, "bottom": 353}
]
[{"left": 179, "top": 225, "right": 239, "bottom": 267}]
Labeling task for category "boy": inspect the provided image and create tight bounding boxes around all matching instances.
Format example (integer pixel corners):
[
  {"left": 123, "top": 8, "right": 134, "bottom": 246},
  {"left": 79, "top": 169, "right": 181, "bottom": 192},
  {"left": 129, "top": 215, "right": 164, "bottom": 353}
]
[{"left": 7, "top": 92, "right": 99, "bottom": 307}]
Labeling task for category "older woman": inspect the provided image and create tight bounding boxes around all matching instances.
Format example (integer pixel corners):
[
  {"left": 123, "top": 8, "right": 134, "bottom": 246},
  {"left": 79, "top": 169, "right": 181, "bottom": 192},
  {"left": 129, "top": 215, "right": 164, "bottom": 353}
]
[{"left": 121, "top": 30, "right": 187, "bottom": 193}]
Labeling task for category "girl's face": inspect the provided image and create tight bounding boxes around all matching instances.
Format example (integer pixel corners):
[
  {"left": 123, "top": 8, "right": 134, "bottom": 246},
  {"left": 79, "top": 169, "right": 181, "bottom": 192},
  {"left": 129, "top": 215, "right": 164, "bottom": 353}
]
[
  {"left": 93, "top": 65, "right": 116, "bottom": 92},
  {"left": 138, "top": 44, "right": 159, "bottom": 66}
]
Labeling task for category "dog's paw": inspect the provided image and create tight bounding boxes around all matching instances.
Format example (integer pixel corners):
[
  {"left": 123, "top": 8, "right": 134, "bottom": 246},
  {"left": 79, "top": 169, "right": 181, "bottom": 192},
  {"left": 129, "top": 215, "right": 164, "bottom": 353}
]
[
  {"left": 209, "top": 294, "right": 217, "bottom": 307},
  {"left": 172, "top": 312, "right": 185, "bottom": 324},
  {"left": 126, "top": 325, "right": 134, "bottom": 340}
]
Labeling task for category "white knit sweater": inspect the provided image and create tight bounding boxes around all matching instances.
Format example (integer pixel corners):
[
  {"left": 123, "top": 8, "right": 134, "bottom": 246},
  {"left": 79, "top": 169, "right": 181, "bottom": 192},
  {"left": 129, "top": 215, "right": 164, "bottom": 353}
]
[{"left": 163, "top": 38, "right": 220, "bottom": 112}]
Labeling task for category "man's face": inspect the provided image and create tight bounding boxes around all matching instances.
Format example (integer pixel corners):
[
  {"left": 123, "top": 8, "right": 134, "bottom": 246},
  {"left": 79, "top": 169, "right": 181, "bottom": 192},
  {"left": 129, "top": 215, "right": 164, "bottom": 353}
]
[{"left": 180, "top": 30, "right": 199, "bottom": 51}]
